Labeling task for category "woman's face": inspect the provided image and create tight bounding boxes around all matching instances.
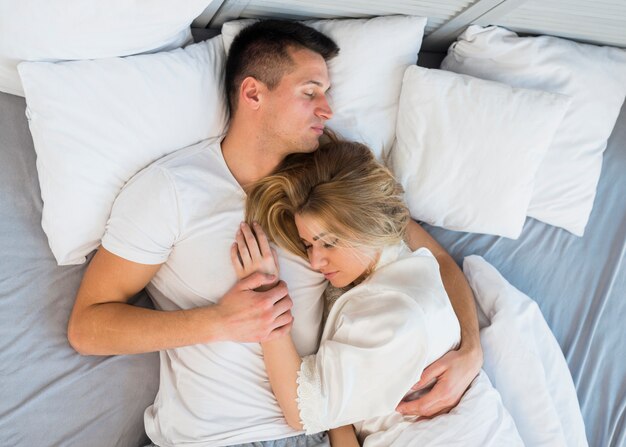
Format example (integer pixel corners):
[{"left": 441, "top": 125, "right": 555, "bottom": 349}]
[{"left": 294, "top": 212, "right": 379, "bottom": 288}]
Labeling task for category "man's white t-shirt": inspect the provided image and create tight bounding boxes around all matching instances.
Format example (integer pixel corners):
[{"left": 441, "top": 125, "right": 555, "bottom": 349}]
[{"left": 102, "top": 138, "right": 327, "bottom": 447}]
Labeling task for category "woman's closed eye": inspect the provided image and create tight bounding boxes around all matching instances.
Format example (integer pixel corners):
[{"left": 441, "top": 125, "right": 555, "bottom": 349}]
[
  {"left": 322, "top": 238, "right": 339, "bottom": 249},
  {"left": 302, "top": 238, "right": 338, "bottom": 251}
]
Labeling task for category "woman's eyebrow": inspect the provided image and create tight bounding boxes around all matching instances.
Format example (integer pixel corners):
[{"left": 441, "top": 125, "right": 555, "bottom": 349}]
[{"left": 312, "top": 232, "right": 327, "bottom": 242}]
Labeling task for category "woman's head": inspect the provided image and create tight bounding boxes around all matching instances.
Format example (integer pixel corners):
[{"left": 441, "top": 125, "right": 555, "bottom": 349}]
[{"left": 246, "top": 139, "right": 410, "bottom": 287}]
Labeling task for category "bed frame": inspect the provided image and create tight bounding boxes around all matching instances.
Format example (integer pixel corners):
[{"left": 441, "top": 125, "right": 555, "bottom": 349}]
[{"left": 193, "top": 0, "right": 626, "bottom": 50}]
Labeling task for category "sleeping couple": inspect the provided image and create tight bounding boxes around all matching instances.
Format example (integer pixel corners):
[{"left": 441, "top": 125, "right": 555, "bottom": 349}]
[{"left": 68, "top": 20, "right": 521, "bottom": 446}]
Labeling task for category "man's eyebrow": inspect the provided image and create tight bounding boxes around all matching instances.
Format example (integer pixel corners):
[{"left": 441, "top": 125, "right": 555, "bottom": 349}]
[{"left": 303, "top": 80, "right": 331, "bottom": 90}]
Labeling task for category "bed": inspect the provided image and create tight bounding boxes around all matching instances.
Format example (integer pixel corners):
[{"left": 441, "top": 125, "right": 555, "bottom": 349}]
[{"left": 1, "top": 4, "right": 625, "bottom": 447}]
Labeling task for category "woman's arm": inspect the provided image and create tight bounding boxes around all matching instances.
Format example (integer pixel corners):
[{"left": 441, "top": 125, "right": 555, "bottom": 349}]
[
  {"left": 231, "top": 222, "right": 303, "bottom": 428},
  {"left": 261, "top": 336, "right": 304, "bottom": 430},
  {"left": 328, "top": 425, "right": 360, "bottom": 447}
]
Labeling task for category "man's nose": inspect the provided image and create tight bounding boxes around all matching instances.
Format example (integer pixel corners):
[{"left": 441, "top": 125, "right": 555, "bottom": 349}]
[
  {"left": 309, "top": 247, "right": 328, "bottom": 270},
  {"left": 316, "top": 94, "right": 333, "bottom": 121}
]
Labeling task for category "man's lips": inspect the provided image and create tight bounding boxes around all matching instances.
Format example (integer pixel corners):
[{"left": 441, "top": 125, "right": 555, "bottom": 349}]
[{"left": 311, "top": 125, "right": 324, "bottom": 135}]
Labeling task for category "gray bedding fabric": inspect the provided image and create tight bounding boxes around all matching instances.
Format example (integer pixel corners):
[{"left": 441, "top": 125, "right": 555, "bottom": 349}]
[
  {"left": 0, "top": 91, "right": 159, "bottom": 447},
  {"left": 1, "top": 88, "right": 624, "bottom": 446}
]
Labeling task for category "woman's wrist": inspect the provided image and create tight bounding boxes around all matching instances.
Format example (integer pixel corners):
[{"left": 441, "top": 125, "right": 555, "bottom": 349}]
[{"left": 261, "top": 333, "right": 292, "bottom": 348}]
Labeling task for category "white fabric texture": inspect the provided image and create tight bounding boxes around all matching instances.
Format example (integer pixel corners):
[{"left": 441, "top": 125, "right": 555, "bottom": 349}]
[
  {"left": 0, "top": 0, "right": 210, "bottom": 96},
  {"left": 221, "top": 15, "right": 428, "bottom": 160},
  {"left": 102, "top": 138, "right": 327, "bottom": 447},
  {"left": 295, "top": 244, "right": 461, "bottom": 434},
  {"left": 441, "top": 25, "right": 626, "bottom": 236},
  {"left": 390, "top": 66, "right": 570, "bottom": 238},
  {"left": 463, "top": 255, "right": 588, "bottom": 447},
  {"left": 19, "top": 36, "right": 229, "bottom": 265},
  {"left": 360, "top": 371, "right": 523, "bottom": 447}
]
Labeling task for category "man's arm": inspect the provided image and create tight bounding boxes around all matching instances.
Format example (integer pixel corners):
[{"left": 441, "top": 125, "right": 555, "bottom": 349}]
[
  {"left": 398, "top": 219, "right": 483, "bottom": 416},
  {"left": 67, "top": 246, "right": 293, "bottom": 355}
]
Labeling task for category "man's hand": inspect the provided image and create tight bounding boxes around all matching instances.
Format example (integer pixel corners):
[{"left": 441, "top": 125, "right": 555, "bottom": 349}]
[
  {"left": 213, "top": 272, "right": 294, "bottom": 343},
  {"left": 396, "top": 344, "right": 482, "bottom": 417}
]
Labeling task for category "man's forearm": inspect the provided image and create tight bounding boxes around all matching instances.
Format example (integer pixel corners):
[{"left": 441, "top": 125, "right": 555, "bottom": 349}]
[
  {"left": 436, "top": 254, "right": 481, "bottom": 354},
  {"left": 68, "top": 303, "right": 222, "bottom": 355},
  {"left": 404, "top": 220, "right": 482, "bottom": 356}
]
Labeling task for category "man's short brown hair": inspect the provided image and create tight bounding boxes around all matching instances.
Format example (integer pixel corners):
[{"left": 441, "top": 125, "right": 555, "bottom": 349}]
[{"left": 225, "top": 20, "right": 339, "bottom": 112}]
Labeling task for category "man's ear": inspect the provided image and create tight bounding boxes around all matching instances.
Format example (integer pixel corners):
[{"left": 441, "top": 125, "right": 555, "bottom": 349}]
[{"left": 239, "top": 76, "right": 264, "bottom": 111}]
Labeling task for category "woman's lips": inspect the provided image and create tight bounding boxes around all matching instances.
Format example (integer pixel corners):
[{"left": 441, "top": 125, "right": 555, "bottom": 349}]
[{"left": 323, "top": 271, "right": 338, "bottom": 280}]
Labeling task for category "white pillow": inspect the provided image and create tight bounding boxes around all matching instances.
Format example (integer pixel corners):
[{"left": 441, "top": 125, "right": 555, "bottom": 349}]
[
  {"left": 18, "top": 36, "right": 228, "bottom": 265},
  {"left": 442, "top": 25, "right": 626, "bottom": 236},
  {"left": 463, "top": 255, "right": 587, "bottom": 447},
  {"left": 221, "top": 15, "right": 428, "bottom": 160},
  {"left": 390, "top": 66, "right": 570, "bottom": 239},
  {"left": 0, "top": 0, "right": 211, "bottom": 96}
]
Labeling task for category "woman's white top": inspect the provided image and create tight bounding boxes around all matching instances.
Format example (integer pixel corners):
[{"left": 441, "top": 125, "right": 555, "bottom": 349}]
[{"left": 296, "top": 243, "right": 461, "bottom": 434}]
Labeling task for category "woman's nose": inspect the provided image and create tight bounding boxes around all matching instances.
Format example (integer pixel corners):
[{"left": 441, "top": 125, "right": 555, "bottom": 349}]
[{"left": 309, "top": 247, "right": 328, "bottom": 270}]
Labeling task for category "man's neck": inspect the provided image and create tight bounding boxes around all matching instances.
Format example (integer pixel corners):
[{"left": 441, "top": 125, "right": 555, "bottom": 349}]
[{"left": 221, "top": 126, "right": 285, "bottom": 190}]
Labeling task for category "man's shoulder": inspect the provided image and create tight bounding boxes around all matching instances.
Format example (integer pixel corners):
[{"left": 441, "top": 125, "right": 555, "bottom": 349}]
[
  {"left": 118, "top": 137, "right": 223, "bottom": 206},
  {"left": 153, "top": 137, "right": 221, "bottom": 173}
]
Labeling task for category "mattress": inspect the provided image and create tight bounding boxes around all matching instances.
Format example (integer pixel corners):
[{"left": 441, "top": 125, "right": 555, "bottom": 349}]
[{"left": 0, "top": 73, "right": 624, "bottom": 446}]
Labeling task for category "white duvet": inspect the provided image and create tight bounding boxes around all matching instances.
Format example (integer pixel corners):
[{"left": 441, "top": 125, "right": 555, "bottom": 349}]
[{"left": 361, "top": 256, "right": 587, "bottom": 447}]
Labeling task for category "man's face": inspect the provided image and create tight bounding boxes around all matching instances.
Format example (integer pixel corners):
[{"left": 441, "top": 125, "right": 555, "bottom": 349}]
[{"left": 261, "top": 47, "right": 333, "bottom": 154}]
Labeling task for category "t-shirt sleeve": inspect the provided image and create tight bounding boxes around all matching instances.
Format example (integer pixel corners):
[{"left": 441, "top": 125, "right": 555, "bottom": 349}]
[
  {"left": 296, "top": 290, "right": 429, "bottom": 434},
  {"left": 101, "top": 165, "right": 180, "bottom": 265}
]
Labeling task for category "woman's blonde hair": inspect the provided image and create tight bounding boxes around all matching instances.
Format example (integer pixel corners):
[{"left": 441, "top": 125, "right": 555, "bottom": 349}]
[{"left": 246, "top": 138, "right": 410, "bottom": 259}]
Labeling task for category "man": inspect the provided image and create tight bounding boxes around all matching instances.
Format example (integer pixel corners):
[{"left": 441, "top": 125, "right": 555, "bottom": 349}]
[{"left": 68, "top": 20, "right": 482, "bottom": 446}]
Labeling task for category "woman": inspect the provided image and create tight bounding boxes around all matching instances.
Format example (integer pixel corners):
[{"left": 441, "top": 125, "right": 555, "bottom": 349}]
[{"left": 231, "top": 140, "right": 520, "bottom": 446}]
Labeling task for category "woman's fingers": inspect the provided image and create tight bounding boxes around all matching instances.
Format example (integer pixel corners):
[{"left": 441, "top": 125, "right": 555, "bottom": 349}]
[
  {"left": 240, "top": 222, "right": 262, "bottom": 260},
  {"left": 230, "top": 242, "right": 244, "bottom": 278},
  {"left": 271, "top": 247, "right": 280, "bottom": 275},
  {"left": 234, "top": 222, "right": 279, "bottom": 277},
  {"left": 235, "top": 227, "right": 251, "bottom": 267},
  {"left": 252, "top": 222, "right": 272, "bottom": 257}
]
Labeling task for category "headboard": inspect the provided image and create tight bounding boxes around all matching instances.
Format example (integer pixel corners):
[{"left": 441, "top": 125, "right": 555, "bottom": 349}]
[{"left": 192, "top": 0, "right": 626, "bottom": 51}]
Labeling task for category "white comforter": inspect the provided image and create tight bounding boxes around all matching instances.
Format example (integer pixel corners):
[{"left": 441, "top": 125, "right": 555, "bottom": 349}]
[{"left": 361, "top": 255, "right": 587, "bottom": 447}]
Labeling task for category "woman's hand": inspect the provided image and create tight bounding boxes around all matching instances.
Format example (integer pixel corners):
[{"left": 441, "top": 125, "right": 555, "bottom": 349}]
[{"left": 231, "top": 221, "right": 280, "bottom": 280}]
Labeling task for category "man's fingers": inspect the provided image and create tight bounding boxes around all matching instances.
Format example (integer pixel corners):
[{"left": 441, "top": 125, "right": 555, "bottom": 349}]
[
  {"left": 413, "top": 360, "right": 446, "bottom": 390},
  {"left": 266, "top": 320, "right": 293, "bottom": 340},
  {"left": 272, "top": 295, "right": 294, "bottom": 318},
  {"left": 395, "top": 391, "right": 442, "bottom": 417},
  {"left": 272, "top": 310, "right": 294, "bottom": 329},
  {"left": 396, "top": 379, "right": 456, "bottom": 417},
  {"left": 239, "top": 272, "right": 277, "bottom": 291}
]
